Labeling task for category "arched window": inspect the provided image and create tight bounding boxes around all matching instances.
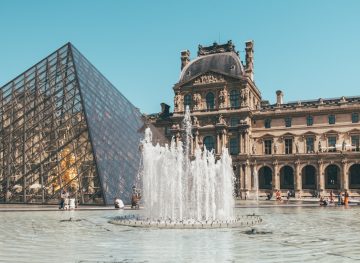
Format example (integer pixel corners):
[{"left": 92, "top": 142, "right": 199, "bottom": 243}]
[
  {"left": 230, "top": 90, "right": 240, "bottom": 107},
  {"left": 206, "top": 92, "right": 215, "bottom": 110},
  {"left": 258, "top": 166, "right": 272, "bottom": 189},
  {"left": 184, "top": 94, "right": 191, "bottom": 109},
  {"left": 302, "top": 165, "right": 316, "bottom": 189},
  {"left": 325, "top": 164, "right": 340, "bottom": 189},
  {"left": 280, "top": 166, "right": 294, "bottom": 189},
  {"left": 203, "top": 136, "right": 215, "bottom": 151}
]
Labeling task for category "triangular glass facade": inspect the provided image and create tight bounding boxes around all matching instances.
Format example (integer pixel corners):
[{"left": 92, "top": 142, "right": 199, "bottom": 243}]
[{"left": 0, "top": 43, "right": 145, "bottom": 205}]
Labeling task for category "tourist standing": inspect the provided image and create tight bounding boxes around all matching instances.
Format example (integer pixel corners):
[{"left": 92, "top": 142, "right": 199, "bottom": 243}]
[
  {"left": 330, "top": 190, "right": 334, "bottom": 203},
  {"left": 344, "top": 190, "right": 349, "bottom": 205}
]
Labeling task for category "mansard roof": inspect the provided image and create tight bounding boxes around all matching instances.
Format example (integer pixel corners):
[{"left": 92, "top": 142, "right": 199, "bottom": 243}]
[
  {"left": 261, "top": 95, "right": 360, "bottom": 110},
  {"left": 179, "top": 41, "right": 244, "bottom": 84}
]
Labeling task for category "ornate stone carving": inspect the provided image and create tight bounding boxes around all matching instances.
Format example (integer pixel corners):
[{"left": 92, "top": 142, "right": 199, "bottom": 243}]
[
  {"left": 274, "top": 142, "right": 278, "bottom": 154},
  {"left": 295, "top": 142, "right": 299, "bottom": 153},
  {"left": 240, "top": 88, "right": 249, "bottom": 106},
  {"left": 193, "top": 116, "right": 199, "bottom": 126},
  {"left": 218, "top": 88, "right": 228, "bottom": 108},
  {"left": 192, "top": 93, "right": 202, "bottom": 110},
  {"left": 218, "top": 114, "right": 226, "bottom": 125},
  {"left": 193, "top": 73, "right": 225, "bottom": 84},
  {"left": 252, "top": 142, "right": 256, "bottom": 154},
  {"left": 174, "top": 92, "right": 182, "bottom": 112}
]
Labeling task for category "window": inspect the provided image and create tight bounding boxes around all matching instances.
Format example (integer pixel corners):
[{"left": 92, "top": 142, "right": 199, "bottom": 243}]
[
  {"left": 307, "top": 116, "right": 313, "bottom": 126},
  {"left": 285, "top": 117, "right": 292, "bottom": 127},
  {"left": 206, "top": 92, "right": 215, "bottom": 110},
  {"left": 230, "top": 90, "right": 240, "bottom": 108},
  {"left": 285, "top": 138, "right": 293, "bottom": 154},
  {"left": 264, "top": 139, "right": 272, "bottom": 155},
  {"left": 352, "top": 113, "right": 359, "bottom": 123},
  {"left": 264, "top": 118, "right": 271, "bottom": 129},
  {"left": 230, "top": 117, "right": 239, "bottom": 126},
  {"left": 328, "top": 136, "right": 336, "bottom": 152},
  {"left": 351, "top": 135, "right": 360, "bottom": 152},
  {"left": 229, "top": 138, "right": 239, "bottom": 155},
  {"left": 328, "top": 114, "right": 336, "bottom": 125},
  {"left": 306, "top": 137, "right": 314, "bottom": 153},
  {"left": 184, "top": 94, "right": 191, "bottom": 108},
  {"left": 203, "top": 136, "right": 215, "bottom": 151}
]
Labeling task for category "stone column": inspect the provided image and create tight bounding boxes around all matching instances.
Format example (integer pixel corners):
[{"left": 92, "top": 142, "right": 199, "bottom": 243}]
[
  {"left": 273, "top": 161, "right": 280, "bottom": 190},
  {"left": 194, "top": 130, "right": 199, "bottom": 149},
  {"left": 238, "top": 132, "right": 242, "bottom": 154},
  {"left": 245, "top": 131, "right": 250, "bottom": 154},
  {"left": 244, "top": 160, "right": 251, "bottom": 193},
  {"left": 216, "top": 132, "right": 221, "bottom": 154},
  {"left": 342, "top": 159, "right": 348, "bottom": 190},
  {"left": 318, "top": 160, "right": 324, "bottom": 194},
  {"left": 295, "top": 160, "right": 302, "bottom": 198}
]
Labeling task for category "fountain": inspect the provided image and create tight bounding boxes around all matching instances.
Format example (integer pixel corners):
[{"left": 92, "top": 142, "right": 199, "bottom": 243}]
[{"left": 110, "top": 107, "right": 261, "bottom": 228}]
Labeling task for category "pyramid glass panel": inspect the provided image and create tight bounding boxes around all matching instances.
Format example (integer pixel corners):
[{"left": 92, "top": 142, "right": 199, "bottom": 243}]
[
  {"left": 0, "top": 43, "right": 145, "bottom": 205},
  {"left": 71, "top": 45, "right": 144, "bottom": 204}
]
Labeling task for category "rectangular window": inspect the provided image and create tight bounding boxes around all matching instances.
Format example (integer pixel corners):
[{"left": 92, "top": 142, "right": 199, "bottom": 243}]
[
  {"left": 264, "top": 139, "right": 272, "bottom": 155},
  {"left": 285, "top": 117, "right": 292, "bottom": 127},
  {"left": 285, "top": 138, "right": 293, "bottom": 154},
  {"left": 328, "top": 136, "right": 336, "bottom": 152},
  {"left": 328, "top": 114, "right": 336, "bottom": 125},
  {"left": 351, "top": 135, "right": 360, "bottom": 152},
  {"left": 264, "top": 118, "right": 271, "bottom": 129},
  {"left": 307, "top": 116, "right": 313, "bottom": 126},
  {"left": 229, "top": 138, "right": 239, "bottom": 155},
  {"left": 352, "top": 113, "right": 359, "bottom": 123},
  {"left": 230, "top": 117, "right": 239, "bottom": 127},
  {"left": 306, "top": 137, "right": 314, "bottom": 153}
]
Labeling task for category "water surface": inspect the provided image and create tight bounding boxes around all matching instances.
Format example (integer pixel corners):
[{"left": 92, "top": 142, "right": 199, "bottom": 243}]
[{"left": 1, "top": 205, "right": 360, "bottom": 262}]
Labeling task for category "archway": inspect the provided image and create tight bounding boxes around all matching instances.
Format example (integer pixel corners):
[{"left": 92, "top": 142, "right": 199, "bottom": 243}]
[
  {"left": 280, "top": 165, "right": 294, "bottom": 189},
  {"left": 258, "top": 166, "right": 272, "bottom": 189},
  {"left": 302, "top": 165, "right": 316, "bottom": 189},
  {"left": 325, "top": 164, "right": 340, "bottom": 189},
  {"left": 349, "top": 164, "right": 360, "bottom": 189}
]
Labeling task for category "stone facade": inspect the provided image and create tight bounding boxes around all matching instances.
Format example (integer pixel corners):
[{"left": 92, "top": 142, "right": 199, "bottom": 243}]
[{"left": 150, "top": 40, "right": 360, "bottom": 198}]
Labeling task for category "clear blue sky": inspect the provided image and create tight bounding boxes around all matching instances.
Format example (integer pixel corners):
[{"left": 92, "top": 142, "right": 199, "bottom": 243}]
[{"left": 1, "top": 0, "right": 359, "bottom": 113}]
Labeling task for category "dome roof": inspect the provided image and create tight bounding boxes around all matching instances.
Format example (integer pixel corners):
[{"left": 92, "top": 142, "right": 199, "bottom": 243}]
[{"left": 179, "top": 51, "right": 244, "bottom": 83}]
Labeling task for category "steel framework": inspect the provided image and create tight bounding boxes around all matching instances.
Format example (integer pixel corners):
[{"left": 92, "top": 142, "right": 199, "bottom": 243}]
[{"left": 0, "top": 43, "right": 145, "bottom": 205}]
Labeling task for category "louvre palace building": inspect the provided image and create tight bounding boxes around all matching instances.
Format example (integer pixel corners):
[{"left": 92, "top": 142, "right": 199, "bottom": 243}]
[{"left": 150, "top": 40, "right": 360, "bottom": 198}]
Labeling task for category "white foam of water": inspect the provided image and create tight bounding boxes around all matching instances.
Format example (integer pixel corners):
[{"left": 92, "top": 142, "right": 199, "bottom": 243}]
[{"left": 141, "top": 106, "right": 235, "bottom": 221}]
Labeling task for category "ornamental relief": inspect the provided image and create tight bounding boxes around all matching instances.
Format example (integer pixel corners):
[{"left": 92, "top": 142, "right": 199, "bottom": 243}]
[{"left": 193, "top": 73, "right": 225, "bottom": 84}]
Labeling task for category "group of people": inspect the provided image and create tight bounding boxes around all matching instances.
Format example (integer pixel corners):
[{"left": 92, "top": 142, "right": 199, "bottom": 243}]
[
  {"left": 59, "top": 189, "right": 76, "bottom": 210},
  {"left": 320, "top": 190, "right": 350, "bottom": 206},
  {"left": 113, "top": 185, "right": 142, "bottom": 209}
]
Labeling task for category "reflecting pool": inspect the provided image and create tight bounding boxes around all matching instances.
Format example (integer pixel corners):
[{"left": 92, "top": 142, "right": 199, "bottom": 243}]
[{"left": 1, "top": 205, "right": 360, "bottom": 262}]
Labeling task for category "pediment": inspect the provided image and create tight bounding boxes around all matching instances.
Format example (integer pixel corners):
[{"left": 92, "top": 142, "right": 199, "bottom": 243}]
[
  {"left": 177, "top": 70, "right": 241, "bottom": 88},
  {"left": 279, "top": 132, "right": 296, "bottom": 138},
  {"left": 302, "top": 131, "right": 318, "bottom": 136},
  {"left": 347, "top": 128, "right": 360, "bottom": 134},
  {"left": 324, "top": 129, "right": 339, "bottom": 135}
]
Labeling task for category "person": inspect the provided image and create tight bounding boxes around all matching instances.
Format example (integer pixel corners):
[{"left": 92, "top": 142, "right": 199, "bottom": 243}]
[
  {"left": 337, "top": 191, "right": 342, "bottom": 205},
  {"left": 59, "top": 190, "right": 66, "bottom": 209},
  {"left": 320, "top": 196, "right": 328, "bottom": 206},
  {"left": 114, "top": 197, "right": 124, "bottom": 209},
  {"left": 287, "top": 190, "right": 291, "bottom": 201},
  {"left": 329, "top": 190, "right": 334, "bottom": 203},
  {"left": 344, "top": 190, "right": 349, "bottom": 205},
  {"left": 266, "top": 192, "right": 273, "bottom": 200},
  {"left": 131, "top": 186, "right": 141, "bottom": 209},
  {"left": 276, "top": 190, "right": 282, "bottom": 201}
]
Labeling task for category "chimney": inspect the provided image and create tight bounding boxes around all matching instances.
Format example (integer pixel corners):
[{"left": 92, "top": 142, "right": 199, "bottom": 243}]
[
  {"left": 245, "top": 40, "right": 254, "bottom": 81},
  {"left": 181, "top": 50, "right": 190, "bottom": 70},
  {"left": 276, "top": 90, "right": 284, "bottom": 105}
]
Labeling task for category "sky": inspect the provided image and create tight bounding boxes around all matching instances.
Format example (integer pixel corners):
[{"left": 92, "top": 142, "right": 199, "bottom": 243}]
[{"left": 0, "top": 0, "right": 360, "bottom": 114}]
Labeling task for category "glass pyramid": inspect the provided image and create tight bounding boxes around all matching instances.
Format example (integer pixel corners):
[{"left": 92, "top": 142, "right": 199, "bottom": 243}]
[{"left": 0, "top": 43, "right": 145, "bottom": 205}]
